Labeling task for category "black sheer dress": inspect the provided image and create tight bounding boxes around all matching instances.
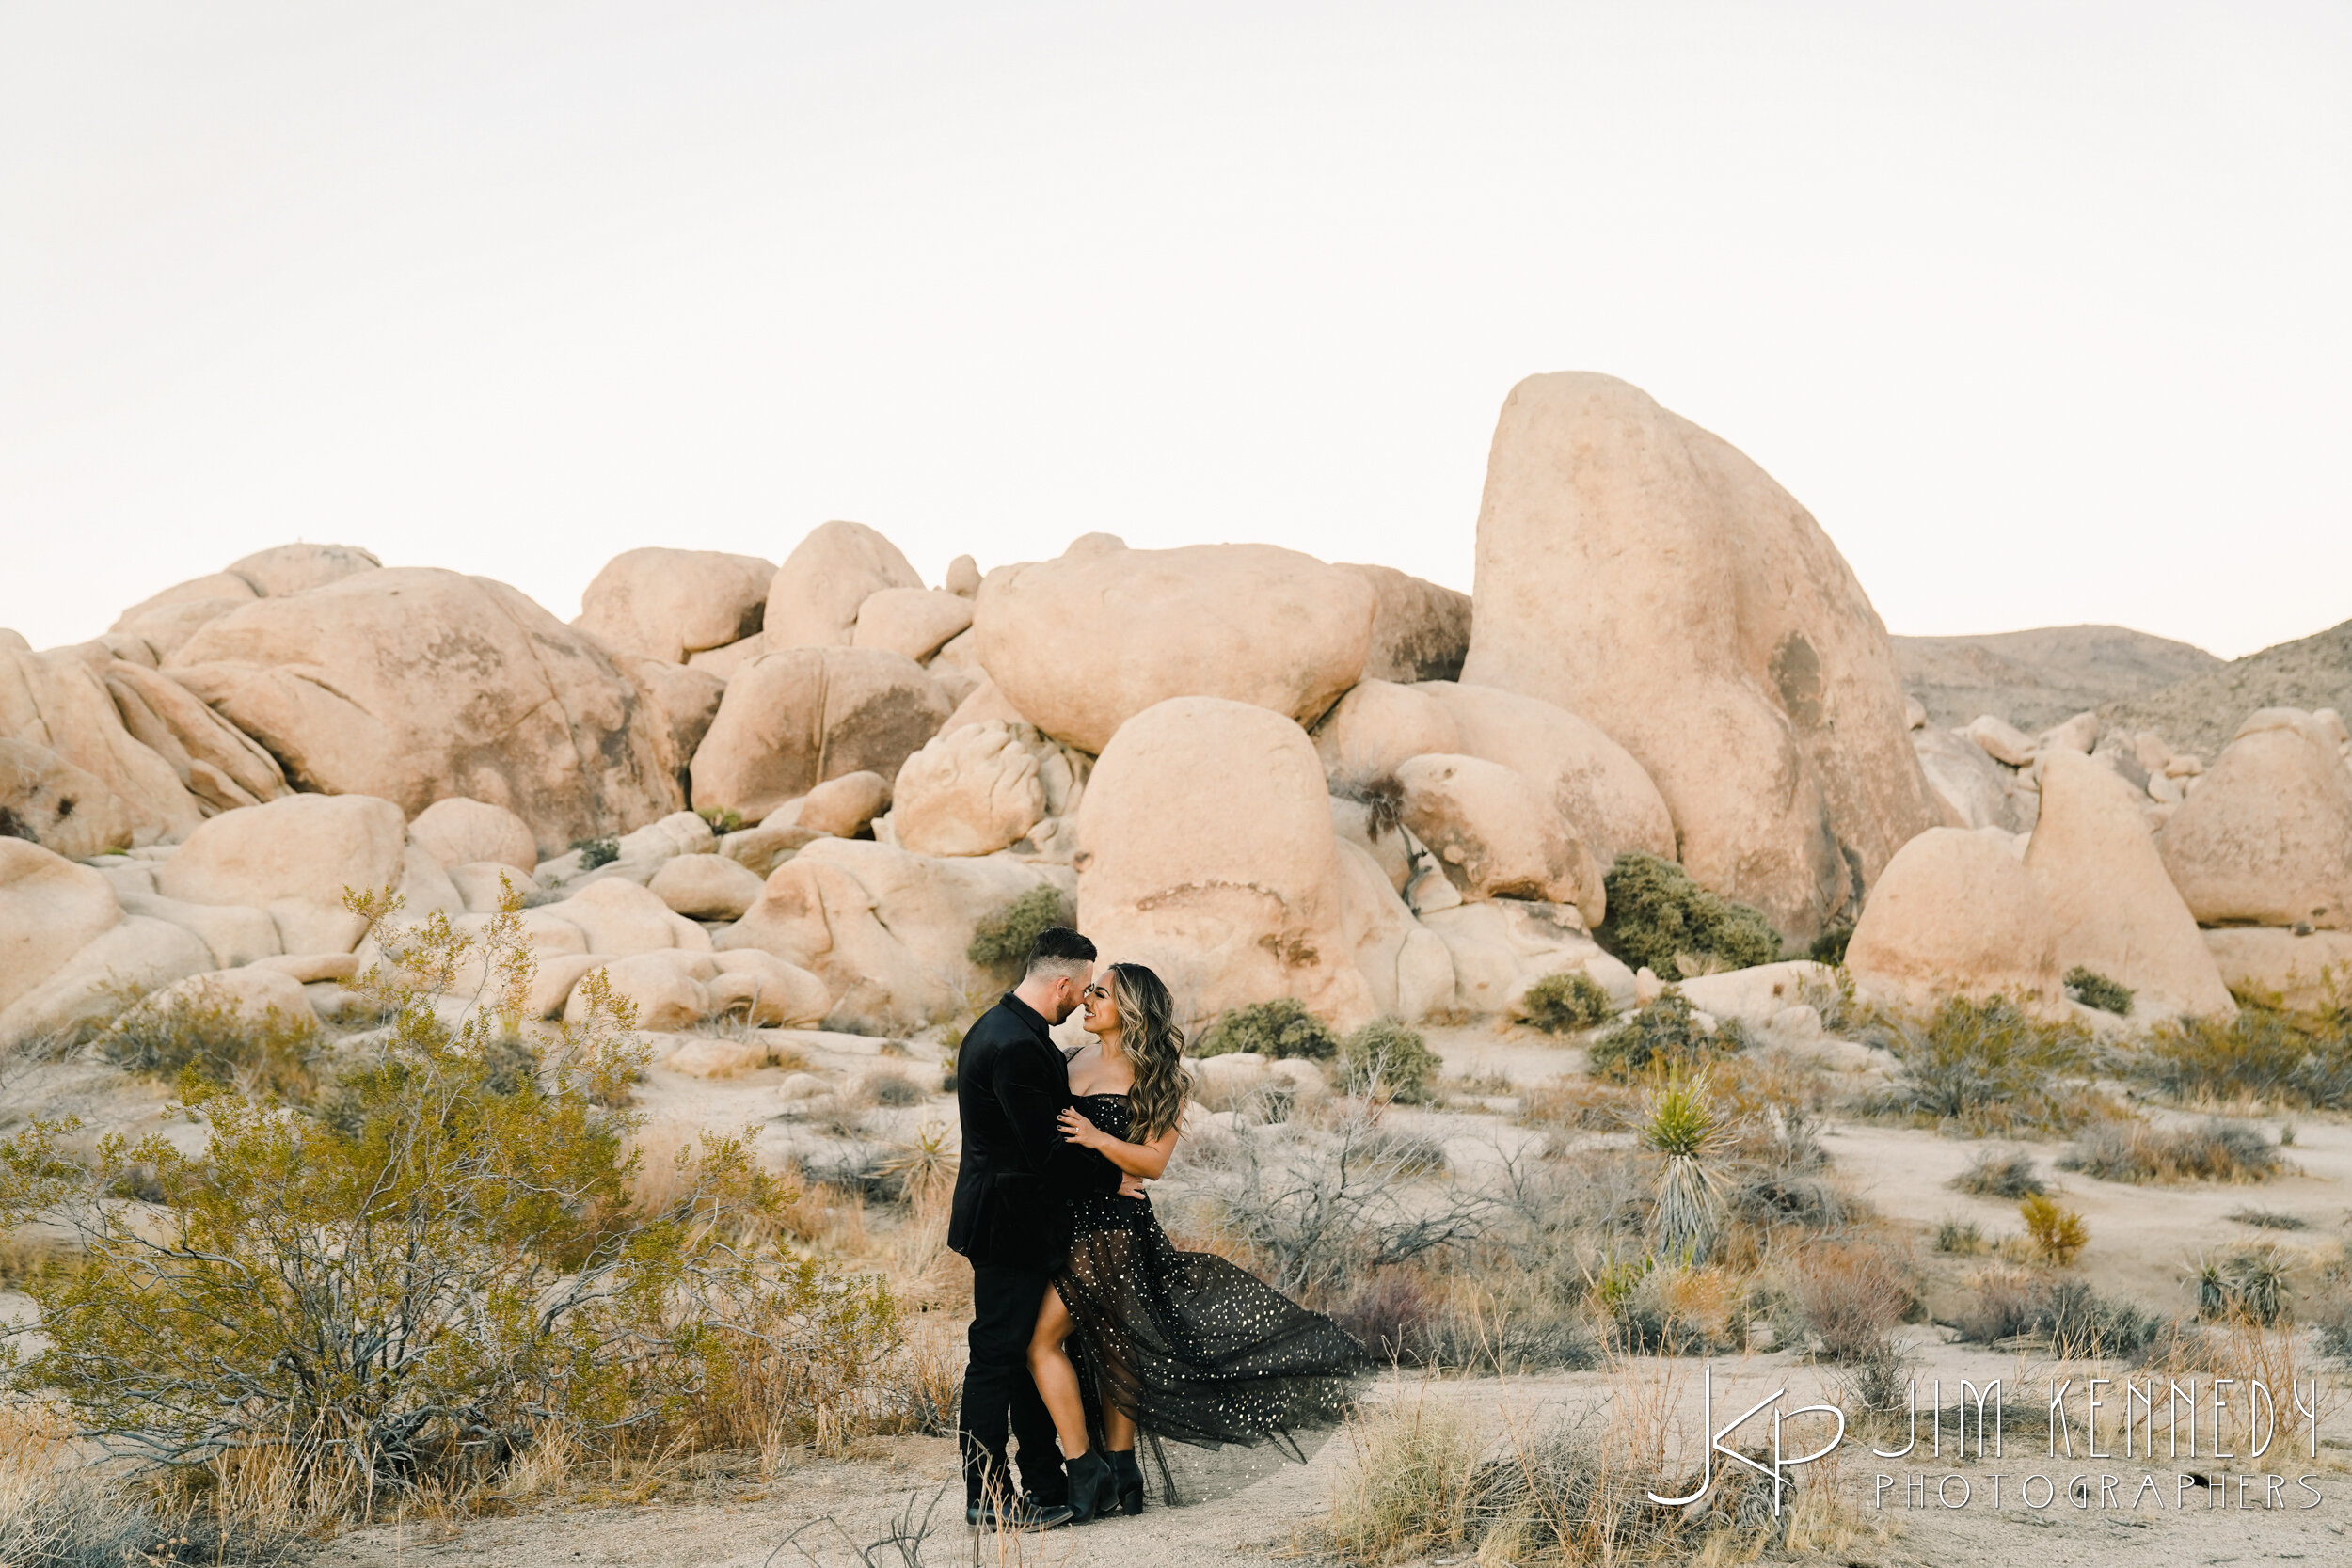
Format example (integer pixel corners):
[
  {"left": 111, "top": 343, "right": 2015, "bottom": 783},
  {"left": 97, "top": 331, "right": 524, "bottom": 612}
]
[{"left": 1055, "top": 1090, "right": 1375, "bottom": 1503}]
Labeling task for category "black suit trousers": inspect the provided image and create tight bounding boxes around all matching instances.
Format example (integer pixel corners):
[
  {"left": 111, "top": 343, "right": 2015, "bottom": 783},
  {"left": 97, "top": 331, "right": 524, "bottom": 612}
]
[{"left": 959, "top": 1261, "right": 1064, "bottom": 1505}]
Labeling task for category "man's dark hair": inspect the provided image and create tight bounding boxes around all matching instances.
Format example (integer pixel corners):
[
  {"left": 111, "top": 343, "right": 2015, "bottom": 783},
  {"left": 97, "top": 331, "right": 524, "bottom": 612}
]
[{"left": 1025, "top": 926, "right": 1096, "bottom": 977}]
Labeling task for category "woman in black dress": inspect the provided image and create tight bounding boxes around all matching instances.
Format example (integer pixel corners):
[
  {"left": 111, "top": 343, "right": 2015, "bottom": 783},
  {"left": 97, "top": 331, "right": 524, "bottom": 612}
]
[{"left": 1025, "top": 963, "right": 1373, "bottom": 1522}]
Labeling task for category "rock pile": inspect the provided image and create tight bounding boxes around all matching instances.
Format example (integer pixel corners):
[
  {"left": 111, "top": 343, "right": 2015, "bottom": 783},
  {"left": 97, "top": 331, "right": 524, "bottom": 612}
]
[{"left": 7, "top": 374, "right": 2342, "bottom": 1045}]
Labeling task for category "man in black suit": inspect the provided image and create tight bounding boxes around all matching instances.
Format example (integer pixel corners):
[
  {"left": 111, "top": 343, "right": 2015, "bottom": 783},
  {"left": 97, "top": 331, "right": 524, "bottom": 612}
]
[{"left": 948, "top": 926, "right": 1134, "bottom": 1529}]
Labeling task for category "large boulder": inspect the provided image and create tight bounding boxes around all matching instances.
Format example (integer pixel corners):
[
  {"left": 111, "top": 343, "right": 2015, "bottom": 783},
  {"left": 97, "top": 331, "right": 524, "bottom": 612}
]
[
  {"left": 168, "top": 568, "right": 681, "bottom": 856},
  {"left": 101, "top": 662, "right": 294, "bottom": 814},
  {"left": 2202, "top": 927, "right": 2352, "bottom": 1013},
  {"left": 765, "top": 521, "right": 924, "bottom": 649},
  {"left": 718, "top": 839, "right": 1070, "bottom": 1027},
  {"left": 156, "top": 793, "right": 408, "bottom": 955},
  {"left": 574, "top": 547, "right": 773, "bottom": 664},
  {"left": 975, "top": 542, "right": 1377, "bottom": 754},
  {"left": 2, "top": 644, "right": 202, "bottom": 844},
  {"left": 623, "top": 657, "right": 727, "bottom": 794},
  {"left": 0, "top": 738, "right": 135, "bottom": 859},
  {"left": 114, "top": 888, "right": 283, "bottom": 970},
  {"left": 407, "top": 797, "right": 539, "bottom": 873},
  {"left": 648, "top": 852, "right": 765, "bottom": 920},
  {"left": 706, "top": 950, "right": 831, "bottom": 1027},
  {"left": 1415, "top": 682, "right": 1677, "bottom": 867},
  {"left": 852, "top": 588, "right": 974, "bottom": 664},
  {"left": 689, "top": 648, "right": 950, "bottom": 824},
  {"left": 890, "top": 721, "right": 1046, "bottom": 857},
  {"left": 0, "top": 916, "right": 210, "bottom": 1049},
  {"left": 1311, "top": 680, "right": 1461, "bottom": 784},
  {"left": 2156, "top": 711, "right": 2352, "bottom": 930},
  {"left": 1458, "top": 372, "right": 1940, "bottom": 939},
  {"left": 1393, "top": 753, "right": 1599, "bottom": 918},
  {"left": 0, "top": 839, "right": 123, "bottom": 1017},
  {"left": 1847, "top": 828, "right": 2061, "bottom": 1009},
  {"left": 225, "top": 543, "right": 382, "bottom": 598},
  {"left": 2025, "top": 751, "right": 2233, "bottom": 1016},
  {"left": 1074, "top": 697, "right": 1373, "bottom": 1031},
  {"left": 1337, "top": 563, "right": 1471, "bottom": 684},
  {"left": 567, "top": 952, "right": 716, "bottom": 1032}
]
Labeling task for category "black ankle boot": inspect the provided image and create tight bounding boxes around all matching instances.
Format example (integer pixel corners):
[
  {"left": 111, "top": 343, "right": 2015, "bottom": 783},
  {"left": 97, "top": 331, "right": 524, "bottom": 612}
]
[
  {"left": 1105, "top": 1449, "right": 1144, "bottom": 1514},
  {"left": 1064, "top": 1449, "right": 1113, "bottom": 1524}
]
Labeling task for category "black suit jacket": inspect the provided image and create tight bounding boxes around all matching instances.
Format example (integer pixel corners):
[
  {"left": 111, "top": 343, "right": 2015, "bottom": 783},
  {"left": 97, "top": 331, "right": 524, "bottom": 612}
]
[{"left": 947, "top": 991, "right": 1123, "bottom": 1270}]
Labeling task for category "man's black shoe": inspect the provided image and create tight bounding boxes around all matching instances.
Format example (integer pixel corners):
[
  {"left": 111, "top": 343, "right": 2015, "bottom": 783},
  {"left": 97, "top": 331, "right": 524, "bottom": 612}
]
[{"left": 965, "top": 1497, "right": 1073, "bottom": 1531}]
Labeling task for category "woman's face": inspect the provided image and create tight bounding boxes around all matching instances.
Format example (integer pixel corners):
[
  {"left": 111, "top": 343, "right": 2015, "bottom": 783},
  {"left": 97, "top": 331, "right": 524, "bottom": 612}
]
[{"left": 1080, "top": 977, "right": 1120, "bottom": 1037}]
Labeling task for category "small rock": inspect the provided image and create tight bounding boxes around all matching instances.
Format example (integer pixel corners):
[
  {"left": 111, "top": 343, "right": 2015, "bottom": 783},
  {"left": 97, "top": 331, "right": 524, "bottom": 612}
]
[
  {"left": 2035, "top": 711, "right": 2100, "bottom": 756},
  {"left": 1962, "top": 715, "right": 2036, "bottom": 768}
]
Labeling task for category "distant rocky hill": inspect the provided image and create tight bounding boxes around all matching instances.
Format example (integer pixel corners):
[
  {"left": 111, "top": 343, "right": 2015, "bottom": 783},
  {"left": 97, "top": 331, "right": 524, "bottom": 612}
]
[
  {"left": 1892, "top": 625, "right": 2222, "bottom": 733},
  {"left": 2098, "top": 617, "right": 2352, "bottom": 759}
]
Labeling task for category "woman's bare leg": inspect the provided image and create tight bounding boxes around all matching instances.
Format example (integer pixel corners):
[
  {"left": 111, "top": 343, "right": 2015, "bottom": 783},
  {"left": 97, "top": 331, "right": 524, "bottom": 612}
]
[
  {"left": 1103, "top": 1402, "right": 1136, "bottom": 1453},
  {"left": 1026, "top": 1284, "right": 1090, "bottom": 1460}
]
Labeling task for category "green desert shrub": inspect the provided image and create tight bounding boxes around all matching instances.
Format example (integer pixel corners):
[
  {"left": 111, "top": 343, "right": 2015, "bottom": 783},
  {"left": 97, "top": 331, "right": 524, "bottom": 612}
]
[
  {"left": 964, "top": 884, "right": 1075, "bottom": 973},
  {"left": 1518, "top": 971, "right": 1613, "bottom": 1034},
  {"left": 1807, "top": 924, "right": 1854, "bottom": 967},
  {"left": 1592, "top": 852, "right": 1780, "bottom": 982},
  {"left": 2058, "top": 1118, "right": 2282, "bottom": 1184},
  {"left": 0, "top": 892, "right": 906, "bottom": 1508},
  {"left": 1585, "top": 990, "right": 1744, "bottom": 1082},
  {"left": 1196, "top": 998, "right": 1341, "bottom": 1061},
  {"left": 568, "top": 835, "right": 620, "bottom": 870},
  {"left": 1934, "top": 1216, "right": 1987, "bottom": 1255},
  {"left": 2126, "top": 1005, "right": 2352, "bottom": 1111},
  {"left": 1338, "top": 1019, "right": 1440, "bottom": 1102},
  {"left": 2063, "top": 965, "right": 2134, "bottom": 1016},
  {"left": 1865, "top": 996, "right": 2105, "bottom": 1135}
]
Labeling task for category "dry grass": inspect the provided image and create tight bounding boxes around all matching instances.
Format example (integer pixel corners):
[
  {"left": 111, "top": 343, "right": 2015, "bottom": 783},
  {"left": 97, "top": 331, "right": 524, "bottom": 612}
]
[
  {"left": 2058, "top": 1118, "right": 2283, "bottom": 1184},
  {"left": 1863, "top": 995, "right": 2117, "bottom": 1136},
  {"left": 1519, "top": 1075, "right": 1637, "bottom": 1133},
  {"left": 1775, "top": 1239, "right": 1916, "bottom": 1362},
  {"left": 2128, "top": 1005, "right": 2352, "bottom": 1111},
  {"left": 1322, "top": 1366, "right": 1867, "bottom": 1565},
  {"left": 1949, "top": 1148, "right": 2045, "bottom": 1199},
  {"left": 1, "top": 1399, "right": 321, "bottom": 1566}
]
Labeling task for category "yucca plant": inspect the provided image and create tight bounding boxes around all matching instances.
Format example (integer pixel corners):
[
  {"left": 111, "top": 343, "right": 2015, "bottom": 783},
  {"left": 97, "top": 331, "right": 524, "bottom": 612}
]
[
  {"left": 875, "top": 1120, "right": 960, "bottom": 1208},
  {"left": 1640, "top": 1069, "right": 1725, "bottom": 1263}
]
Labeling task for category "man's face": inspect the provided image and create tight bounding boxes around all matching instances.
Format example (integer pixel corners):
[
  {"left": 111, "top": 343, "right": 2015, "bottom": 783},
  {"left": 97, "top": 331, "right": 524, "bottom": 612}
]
[{"left": 1044, "top": 966, "right": 1093, "bottom": 1024}]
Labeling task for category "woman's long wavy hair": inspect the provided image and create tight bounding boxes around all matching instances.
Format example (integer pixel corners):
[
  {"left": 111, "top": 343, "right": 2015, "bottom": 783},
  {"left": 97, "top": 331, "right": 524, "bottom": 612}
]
[{"left": 1107, "top": 962, "right": 1191, "bottom": 1141}]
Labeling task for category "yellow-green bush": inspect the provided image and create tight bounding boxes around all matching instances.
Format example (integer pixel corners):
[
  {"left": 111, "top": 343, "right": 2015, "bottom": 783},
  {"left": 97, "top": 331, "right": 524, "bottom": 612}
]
[{"left": 0, "top": 888, "right": 902, "bottom": 1507}]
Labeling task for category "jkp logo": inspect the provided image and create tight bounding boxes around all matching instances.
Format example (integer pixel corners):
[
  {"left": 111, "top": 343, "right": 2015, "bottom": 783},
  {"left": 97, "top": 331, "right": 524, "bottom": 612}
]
[{"left": 1646, "top": 1368, "right": 1846, "bottom": 1517}]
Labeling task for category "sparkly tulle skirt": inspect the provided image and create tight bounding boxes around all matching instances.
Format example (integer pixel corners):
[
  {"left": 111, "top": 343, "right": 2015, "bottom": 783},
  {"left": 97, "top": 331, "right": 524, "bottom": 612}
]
[{"left": 1055, "top": 1184, "right": 1375, "bottom": 1503}]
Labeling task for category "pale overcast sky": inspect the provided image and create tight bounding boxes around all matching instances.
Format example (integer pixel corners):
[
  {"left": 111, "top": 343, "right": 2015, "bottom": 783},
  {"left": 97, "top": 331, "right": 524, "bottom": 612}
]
[{"left": 4, "top": 2, "right": 2345, "bottom": 658}]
